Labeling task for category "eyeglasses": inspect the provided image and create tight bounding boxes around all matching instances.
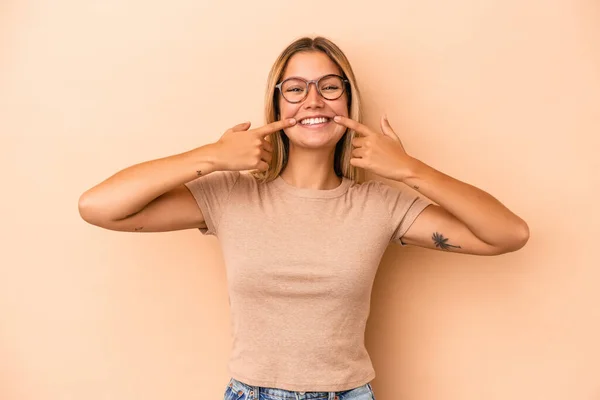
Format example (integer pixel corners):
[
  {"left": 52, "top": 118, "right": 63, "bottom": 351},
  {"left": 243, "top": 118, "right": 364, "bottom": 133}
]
[{"left": 275, "top": 74, "right": 350, "bottom": 103}]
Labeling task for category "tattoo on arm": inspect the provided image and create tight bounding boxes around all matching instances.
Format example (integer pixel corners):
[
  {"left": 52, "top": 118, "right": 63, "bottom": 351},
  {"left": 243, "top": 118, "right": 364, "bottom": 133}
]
[
  {"left": 196, "top": 170, "right": 203, "bottom": 176},
  {"left": 134, "top": 226, "right": 143, "bottom": 231},
  {"left": 412, "top": 185, "right": 419, "bottom": 190},
  {"left": 432, "top": 232, "right": 461, "bottom": 250}
]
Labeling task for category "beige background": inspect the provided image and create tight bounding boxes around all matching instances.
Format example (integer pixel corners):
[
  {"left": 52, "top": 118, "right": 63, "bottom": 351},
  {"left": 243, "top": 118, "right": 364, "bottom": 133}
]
[{"left": 1, "top": 0, "right": 599, "bottom": 399}]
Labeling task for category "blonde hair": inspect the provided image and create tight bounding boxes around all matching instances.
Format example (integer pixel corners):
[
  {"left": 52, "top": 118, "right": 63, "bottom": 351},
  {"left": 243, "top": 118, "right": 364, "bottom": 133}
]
[{"left": 250, "top": 36, "right": 365, "bottom": 184}]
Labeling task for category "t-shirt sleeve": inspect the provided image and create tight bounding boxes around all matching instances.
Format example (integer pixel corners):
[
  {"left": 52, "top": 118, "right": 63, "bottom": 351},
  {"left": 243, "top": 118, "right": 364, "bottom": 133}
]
[
  {"left": 376, "top": 181, "right": 434, "bottom": 246},
  {"left": 183, "top": 170, "right": 241, "bottom": 236}
]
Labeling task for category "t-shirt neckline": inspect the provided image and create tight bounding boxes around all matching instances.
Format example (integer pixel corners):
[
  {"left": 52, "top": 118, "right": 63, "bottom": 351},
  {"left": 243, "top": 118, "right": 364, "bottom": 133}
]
[{"left": 272, "top": 175, "right": 352, "bottom": 199}]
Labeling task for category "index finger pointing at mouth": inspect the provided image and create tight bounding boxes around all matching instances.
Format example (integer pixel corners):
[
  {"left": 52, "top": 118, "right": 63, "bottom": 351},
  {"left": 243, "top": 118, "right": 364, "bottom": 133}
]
[
  {"left": 333, "top": 115, "right": 370, "bottom": 136},
  {"left": 255, "top": 118, "right": 297, "bottom": 136}
]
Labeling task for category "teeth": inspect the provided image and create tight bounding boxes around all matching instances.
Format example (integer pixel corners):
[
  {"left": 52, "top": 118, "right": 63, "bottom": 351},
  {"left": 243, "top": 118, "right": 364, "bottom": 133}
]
[{"left": 300, "top": 117, "right": 329, "bottom": 125}]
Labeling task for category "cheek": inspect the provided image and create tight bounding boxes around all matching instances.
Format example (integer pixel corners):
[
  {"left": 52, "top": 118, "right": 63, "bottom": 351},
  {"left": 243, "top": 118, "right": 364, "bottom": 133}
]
[
  {"left": 333, "top": 104, "right": 349, "bottom": 117},
  {"left": 330, "top": 96, "right": 349, "bottom": 117},
  {"left": 279, "top": 103, "right": 299, "bottom": 119}
]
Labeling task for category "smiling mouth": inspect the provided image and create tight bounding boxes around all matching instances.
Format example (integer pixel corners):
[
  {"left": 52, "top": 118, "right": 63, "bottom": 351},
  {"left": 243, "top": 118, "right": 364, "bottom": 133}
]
[{"left": 298, "top": 117, "right": 331, "bottom": 128}]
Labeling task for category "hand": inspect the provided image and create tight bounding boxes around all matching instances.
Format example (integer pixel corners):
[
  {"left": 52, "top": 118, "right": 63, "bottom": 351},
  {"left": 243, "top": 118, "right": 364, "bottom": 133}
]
[
  {"left": 333, "top": 114, "right": 415, "bottom": 181},
  {"left": 213, "top": 118, "right": 297, "bottom": 172}
]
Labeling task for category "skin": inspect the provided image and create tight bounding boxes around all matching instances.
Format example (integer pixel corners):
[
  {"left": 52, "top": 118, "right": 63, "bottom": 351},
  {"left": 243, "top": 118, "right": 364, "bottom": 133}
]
[{"left": 277, "top": 51, "right": 349, "bottom": 190}]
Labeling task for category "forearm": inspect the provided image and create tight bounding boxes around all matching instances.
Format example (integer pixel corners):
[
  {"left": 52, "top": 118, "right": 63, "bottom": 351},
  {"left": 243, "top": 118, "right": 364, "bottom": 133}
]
[
  {"left": 79, "top": 143, "right": 220, "bottom": 222},
  {"left": 401, "top": 157, "right": 529, "bottom": 247}
]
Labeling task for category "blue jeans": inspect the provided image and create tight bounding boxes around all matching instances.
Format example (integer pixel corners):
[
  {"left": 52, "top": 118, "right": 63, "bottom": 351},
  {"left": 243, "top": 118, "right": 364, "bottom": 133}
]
[{"left": 224, "top": 377, "right": 376, "bottom": 400}]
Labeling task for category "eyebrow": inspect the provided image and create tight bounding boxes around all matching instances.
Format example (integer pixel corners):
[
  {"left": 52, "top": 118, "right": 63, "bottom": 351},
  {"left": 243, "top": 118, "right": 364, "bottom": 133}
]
[{"left": 281, "top": 73, "right": 339, "bottom": 80}]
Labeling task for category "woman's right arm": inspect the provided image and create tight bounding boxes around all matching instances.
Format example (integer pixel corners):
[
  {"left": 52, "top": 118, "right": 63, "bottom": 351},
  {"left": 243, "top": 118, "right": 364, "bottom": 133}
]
[
  {"left": 77, "top": 143, "right": 220, "bottom": 232},
  {"left": 77, "top": 118, "right": 295, "bottom": 233}
]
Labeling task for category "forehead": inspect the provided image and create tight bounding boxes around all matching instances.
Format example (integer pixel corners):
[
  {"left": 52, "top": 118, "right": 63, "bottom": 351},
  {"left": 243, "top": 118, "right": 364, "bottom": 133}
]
[{"left": 282, "top": 51, "right": 342, "bottom": 80}]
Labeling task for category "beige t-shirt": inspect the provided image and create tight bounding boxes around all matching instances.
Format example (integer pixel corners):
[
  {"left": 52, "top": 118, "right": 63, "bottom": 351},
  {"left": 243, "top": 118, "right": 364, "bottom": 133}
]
[{"left": 184, "top": 171, "right": 432, "bottom": 392}]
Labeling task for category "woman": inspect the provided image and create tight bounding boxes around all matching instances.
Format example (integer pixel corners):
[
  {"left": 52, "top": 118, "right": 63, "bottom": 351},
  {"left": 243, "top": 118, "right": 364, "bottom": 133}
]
[{"left": 79, "top": 36, "right": 529, "bottom": 400}]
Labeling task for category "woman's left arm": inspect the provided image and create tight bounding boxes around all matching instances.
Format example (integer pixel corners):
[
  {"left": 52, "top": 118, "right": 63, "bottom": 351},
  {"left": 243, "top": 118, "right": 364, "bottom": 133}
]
[
  {"left": 399, "top": 158, "right": 529, "bottom": 255},
  {"left": 333, "top": 114, "right": 530, "bottom": 256}
]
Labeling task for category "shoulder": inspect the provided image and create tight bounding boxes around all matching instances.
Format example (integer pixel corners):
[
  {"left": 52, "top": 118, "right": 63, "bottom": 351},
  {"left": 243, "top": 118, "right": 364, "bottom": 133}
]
[
  {"left": 348, "top": 178, "right": 384, "bottom": 193},
  {"left": 350, "top": 179, "right": 430, "bottom": 210},
  {"left": 185, "top": 170, "right": 242, "bottom": 193},
  {"left": 343, "top": 179, "right": 389, "bottom": 208}
]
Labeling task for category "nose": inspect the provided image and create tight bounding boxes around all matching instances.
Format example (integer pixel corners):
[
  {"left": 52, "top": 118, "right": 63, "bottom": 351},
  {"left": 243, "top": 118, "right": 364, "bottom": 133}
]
[{"left": 303, "top": 82, "right": 324, "bottom": 108}]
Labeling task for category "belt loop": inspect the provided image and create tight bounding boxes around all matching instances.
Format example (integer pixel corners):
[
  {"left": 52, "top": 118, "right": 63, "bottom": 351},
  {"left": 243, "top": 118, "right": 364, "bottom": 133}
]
[{"left": 250, "top": 385, "right": 259, "bottom": 400}]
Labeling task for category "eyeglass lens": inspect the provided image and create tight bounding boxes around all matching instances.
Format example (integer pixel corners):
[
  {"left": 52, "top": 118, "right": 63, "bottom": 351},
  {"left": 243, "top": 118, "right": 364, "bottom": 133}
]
[{"left": 281, "top": 75, "right": 344, "bottom": 103}]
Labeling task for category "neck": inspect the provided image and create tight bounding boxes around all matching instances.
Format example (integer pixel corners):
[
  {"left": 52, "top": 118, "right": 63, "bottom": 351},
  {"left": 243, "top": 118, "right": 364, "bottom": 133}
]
[{"left": 279, "top": 145, "right": 341, "bottom": 190}]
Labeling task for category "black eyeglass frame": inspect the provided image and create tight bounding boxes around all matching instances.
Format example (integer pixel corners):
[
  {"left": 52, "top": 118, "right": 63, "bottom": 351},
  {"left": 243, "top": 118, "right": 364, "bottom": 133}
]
[{"left": 275, "top": 74, "right": 351, "bottom": 104}]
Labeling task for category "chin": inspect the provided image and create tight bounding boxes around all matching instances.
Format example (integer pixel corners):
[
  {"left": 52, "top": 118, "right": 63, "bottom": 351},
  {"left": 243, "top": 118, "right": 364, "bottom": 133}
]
[{"left": 285, "top": 126, "right": 343, "bottom": 149}]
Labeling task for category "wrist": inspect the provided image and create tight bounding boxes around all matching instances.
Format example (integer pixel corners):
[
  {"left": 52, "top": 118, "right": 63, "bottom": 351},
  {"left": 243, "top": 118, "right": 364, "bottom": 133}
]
[
  {"left": 184, "top": 143, "right": 222, "bottom": 175},
  {"left": 398, "top": 156, "right": 425, "bottom": 183}
]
